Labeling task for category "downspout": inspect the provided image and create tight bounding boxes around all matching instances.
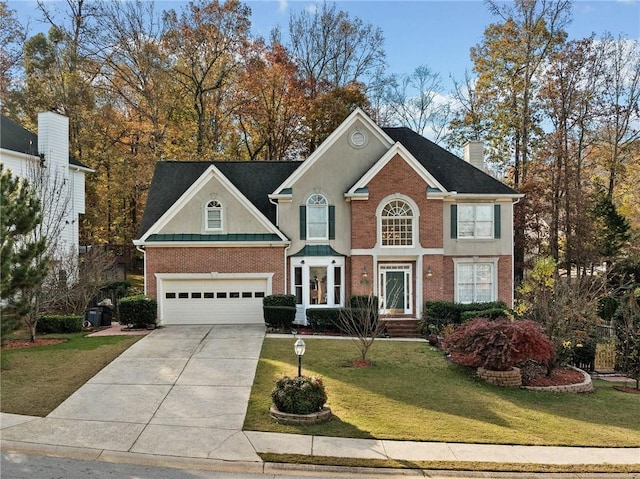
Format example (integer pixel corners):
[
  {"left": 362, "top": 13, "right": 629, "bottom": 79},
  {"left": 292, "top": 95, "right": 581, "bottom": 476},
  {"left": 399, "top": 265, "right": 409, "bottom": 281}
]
[
  {"left": 136, "top": 245, "right": 147, "bottom": 295},
  {"left": 269, "top": 196, "right": 288, "bottom": 294}
]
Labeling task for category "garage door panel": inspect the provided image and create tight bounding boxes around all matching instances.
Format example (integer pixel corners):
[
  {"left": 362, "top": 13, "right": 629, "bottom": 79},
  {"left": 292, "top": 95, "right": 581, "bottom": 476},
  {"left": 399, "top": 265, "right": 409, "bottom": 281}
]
[{"left": 160, "top": 278, "right": 267, "bottom": 325}]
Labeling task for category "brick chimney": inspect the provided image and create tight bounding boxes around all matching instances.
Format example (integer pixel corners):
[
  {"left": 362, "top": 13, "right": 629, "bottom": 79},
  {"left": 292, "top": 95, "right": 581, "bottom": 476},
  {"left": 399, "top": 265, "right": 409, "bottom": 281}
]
[{"left": 463, "top": 140, "right": 484, "bottom": 171}]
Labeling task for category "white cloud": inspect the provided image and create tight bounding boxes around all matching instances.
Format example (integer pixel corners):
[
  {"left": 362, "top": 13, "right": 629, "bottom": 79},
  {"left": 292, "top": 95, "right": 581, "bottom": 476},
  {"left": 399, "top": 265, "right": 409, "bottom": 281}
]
[{"left": 278, "top": 0, "right": 288, "bottom": 14}]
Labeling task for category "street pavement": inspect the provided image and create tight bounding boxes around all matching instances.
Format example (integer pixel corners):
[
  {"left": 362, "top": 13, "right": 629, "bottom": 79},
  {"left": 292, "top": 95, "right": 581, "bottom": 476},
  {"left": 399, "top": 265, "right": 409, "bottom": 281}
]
[{"left": 1, "top": 324, "right": 639, "bottom": 477}]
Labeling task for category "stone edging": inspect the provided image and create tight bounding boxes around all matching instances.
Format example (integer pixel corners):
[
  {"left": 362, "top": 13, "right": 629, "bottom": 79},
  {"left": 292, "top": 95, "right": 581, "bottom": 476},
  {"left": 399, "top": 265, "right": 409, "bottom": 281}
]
[
  {"left": 522, "top": 366, "right": 594, "bottom": 393},
  {"left": 477, "top": 367, "right": 522, "bottom": 387},
  {"left": 269, "top": 406, "right": 332, "bottom": 425}
]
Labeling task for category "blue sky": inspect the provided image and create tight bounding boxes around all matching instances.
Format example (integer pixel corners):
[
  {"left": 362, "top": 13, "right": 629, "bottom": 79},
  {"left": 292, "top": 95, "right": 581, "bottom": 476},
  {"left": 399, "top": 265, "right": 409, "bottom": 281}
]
[{"left": 8, "top": 0, "right": 640, "bottom": 90}]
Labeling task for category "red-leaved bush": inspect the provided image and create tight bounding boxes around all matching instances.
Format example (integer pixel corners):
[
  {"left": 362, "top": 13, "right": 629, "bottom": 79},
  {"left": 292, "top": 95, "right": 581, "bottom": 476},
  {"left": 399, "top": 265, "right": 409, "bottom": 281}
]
[{"left": 444, "top": 318, "right": 555, "bottom": 371}]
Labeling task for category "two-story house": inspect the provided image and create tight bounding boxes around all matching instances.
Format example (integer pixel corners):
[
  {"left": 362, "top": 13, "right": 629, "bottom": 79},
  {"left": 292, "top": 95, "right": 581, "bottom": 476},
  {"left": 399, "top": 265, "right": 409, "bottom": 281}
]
[
  {"left": 134, "top": 109, "right": 522, "bottom": 326},
  {"left": 1, "top": 111, "right": 92, "bottom": 255}
]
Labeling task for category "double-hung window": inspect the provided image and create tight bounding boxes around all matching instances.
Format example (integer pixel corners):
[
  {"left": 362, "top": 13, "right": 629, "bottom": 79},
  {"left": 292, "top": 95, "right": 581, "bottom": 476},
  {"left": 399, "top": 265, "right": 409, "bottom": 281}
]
[
  {"left": 306, "top": 194, "right": 328, "bottom": 240},
  {"left": 205, "top": 200, "right": 223, "bottom": 231},
  {"left": 455, "top": 260, "right": 497, "bottom": 303},
  {"left": 452, "top": 204, "right": 500, "bottom": 239}
]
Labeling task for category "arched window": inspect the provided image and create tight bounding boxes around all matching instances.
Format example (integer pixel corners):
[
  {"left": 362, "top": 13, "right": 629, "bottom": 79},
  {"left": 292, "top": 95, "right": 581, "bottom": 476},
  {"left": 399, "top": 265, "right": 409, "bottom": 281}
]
[
  {"left": 307, "top": 194, "right": 328, "bottom": 240},
  {"left": 205, "top": 200, "right": 223, "bottom": 231},
  {"left": 381, "top": 200, "right": 414, "bottom": 246}
]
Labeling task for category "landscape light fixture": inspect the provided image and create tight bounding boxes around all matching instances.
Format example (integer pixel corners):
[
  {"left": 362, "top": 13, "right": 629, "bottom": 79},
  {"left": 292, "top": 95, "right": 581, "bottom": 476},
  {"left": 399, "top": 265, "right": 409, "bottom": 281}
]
[{"left": 294, "top": 338, "right": 306, "bottom": 377}]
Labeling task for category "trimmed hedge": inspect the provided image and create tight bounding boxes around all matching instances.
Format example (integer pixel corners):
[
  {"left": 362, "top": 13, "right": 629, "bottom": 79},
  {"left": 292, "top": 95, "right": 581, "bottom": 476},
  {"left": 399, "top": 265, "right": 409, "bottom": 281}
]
[
  {"left": 460, "top": 307, "right": 508, "bottom": 322},
  {"left": 263, "top": 295, "right": 296, "bottom": 329},
  {"left": 306, "top": 308, "right": 343, "bottom": 332},
  {"left": 422, "top": 301, "right": 508, "bottom": 334},
  {"left": 37, "top": 315, "right": 83, "bottom": 334},
  {"left": 118, "top": 295, "right": 157, "bottom": 328}
]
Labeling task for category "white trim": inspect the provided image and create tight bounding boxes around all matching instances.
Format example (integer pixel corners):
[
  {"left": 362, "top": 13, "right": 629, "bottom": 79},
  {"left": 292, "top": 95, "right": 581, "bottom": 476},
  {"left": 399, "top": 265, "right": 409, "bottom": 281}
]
[
  {"left": 306, "top": 193, "right": 329, "bottom": 241},
  {"left": 376, "top": 194, "right": 419, "bottom": 248},
  {"left": 204, "top": 199, "right": 224, "bottom": 232},
  {"left": 138, "top": 164, "right": 288, "bottom": 243},
  {"left": 351, "top": 248, "right": 444, "bottom": 256},
  {"left": 443, "top": 194, "right": 524, "bottom": 201},
  {"left": 135, "top": 241, "right": 290, "bottom": 248},
  {"left": 271, "top": 108, "right": 394, "bottom": 196},
  {"left": 156, "top": 272, "right": 273, "bottom": 325},
  {"left": 378, "top": 263, "right": 413, "bottom": 315},
  {"left": 452, "top": 257, "right": 499, "bottom": 304}
]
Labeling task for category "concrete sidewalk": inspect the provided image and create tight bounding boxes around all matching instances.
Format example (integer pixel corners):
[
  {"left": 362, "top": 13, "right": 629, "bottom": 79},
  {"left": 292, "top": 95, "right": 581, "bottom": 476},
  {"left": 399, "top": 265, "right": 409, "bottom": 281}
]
[{"left": 1, "top": 325, "right": 639, "bottom": 475}]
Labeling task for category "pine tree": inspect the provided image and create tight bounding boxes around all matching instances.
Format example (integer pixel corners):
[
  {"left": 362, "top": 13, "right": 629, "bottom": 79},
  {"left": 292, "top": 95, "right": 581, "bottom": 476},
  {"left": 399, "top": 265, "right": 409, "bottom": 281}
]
[{"left": 0, "top": 165, "right": 49, "bottom": 339}]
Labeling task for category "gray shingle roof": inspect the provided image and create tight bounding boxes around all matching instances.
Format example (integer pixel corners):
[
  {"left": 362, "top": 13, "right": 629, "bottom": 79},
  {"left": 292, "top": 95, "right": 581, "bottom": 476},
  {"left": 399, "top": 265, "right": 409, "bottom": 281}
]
[
  {"left": 0, "top": 114, "right": 90, "bottom": 169},
  {"left": 382, "top": 127, "right": 518, "bottom": 195},
  {"left": 136, "top": 160, "right": 301, "bottom": 239},
  {"left": 138, "top": 125, "right": 518, "bottom": 240}
]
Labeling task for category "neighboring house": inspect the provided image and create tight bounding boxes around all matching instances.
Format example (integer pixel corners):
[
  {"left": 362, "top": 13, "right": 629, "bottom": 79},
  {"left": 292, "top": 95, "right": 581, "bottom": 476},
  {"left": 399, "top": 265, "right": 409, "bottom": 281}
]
[
  {"left": 135, "top": 109, "right": 523, "bottom": 326},
  {"left": 0, "top": 111, "right": 92, "bottom": 256}
]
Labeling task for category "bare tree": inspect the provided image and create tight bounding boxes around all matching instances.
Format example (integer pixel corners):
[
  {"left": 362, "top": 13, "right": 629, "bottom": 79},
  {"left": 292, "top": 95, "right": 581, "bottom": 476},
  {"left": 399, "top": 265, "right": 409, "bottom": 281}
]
[
  {"left": 20, "top": 159, "right": 72, "bottom": 340},
  {"left": 384, "top": 65, "right": 451, "bottom": 143},
  {"left": 335, "top": 295, "right": 387, "bottom": 364}
]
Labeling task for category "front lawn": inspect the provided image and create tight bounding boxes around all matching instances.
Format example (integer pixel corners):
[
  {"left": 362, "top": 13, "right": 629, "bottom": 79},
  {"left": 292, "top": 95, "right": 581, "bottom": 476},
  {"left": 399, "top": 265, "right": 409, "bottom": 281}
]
[
  {"left": 244, "top": 338, "right": 640, "bottom": 447},
  {"left": 1, "top": 333, "right": 143, "bottom": 417}
]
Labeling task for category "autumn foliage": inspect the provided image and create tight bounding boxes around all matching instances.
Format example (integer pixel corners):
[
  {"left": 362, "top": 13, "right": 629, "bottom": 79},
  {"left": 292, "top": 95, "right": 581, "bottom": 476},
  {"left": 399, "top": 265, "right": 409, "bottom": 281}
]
[{"left": 445, "top": 318, "right": 555, "bottom": 371}]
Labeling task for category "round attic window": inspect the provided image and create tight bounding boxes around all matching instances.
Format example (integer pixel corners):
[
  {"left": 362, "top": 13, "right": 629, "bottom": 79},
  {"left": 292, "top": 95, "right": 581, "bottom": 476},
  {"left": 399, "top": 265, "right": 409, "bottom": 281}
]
[{"left": 349, "top": 130, "right": 368, "bottom": 148}]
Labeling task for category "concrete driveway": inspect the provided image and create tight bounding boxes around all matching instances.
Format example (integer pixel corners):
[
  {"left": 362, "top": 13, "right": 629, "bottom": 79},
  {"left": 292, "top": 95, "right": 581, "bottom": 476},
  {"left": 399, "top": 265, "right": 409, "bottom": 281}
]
[{"left": 1, "top": 324, "right": 266, "bottom": 463}]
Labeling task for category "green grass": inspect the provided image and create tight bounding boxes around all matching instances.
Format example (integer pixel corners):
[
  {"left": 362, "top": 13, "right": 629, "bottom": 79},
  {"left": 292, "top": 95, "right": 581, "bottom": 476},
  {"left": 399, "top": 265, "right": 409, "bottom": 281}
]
[
  {"left": 1, "top": 332, "right": 142, "bottom": 417},
  {"left": 244, "top": 338, "right": 640, "bottom": 447}
]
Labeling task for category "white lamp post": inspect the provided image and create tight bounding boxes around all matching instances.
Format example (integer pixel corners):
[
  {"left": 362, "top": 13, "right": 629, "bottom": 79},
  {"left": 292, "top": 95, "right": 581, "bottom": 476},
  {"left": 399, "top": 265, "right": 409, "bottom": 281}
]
[{"left": 294, "top": 338, "right": 306, "bottom": 377}]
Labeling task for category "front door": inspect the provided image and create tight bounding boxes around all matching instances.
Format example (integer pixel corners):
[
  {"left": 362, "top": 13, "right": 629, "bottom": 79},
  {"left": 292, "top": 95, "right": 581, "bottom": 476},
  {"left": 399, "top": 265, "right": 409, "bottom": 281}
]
[
  {"left": 385, "top": 271, "right": 404, "bottom": 313},
  {"left": 379, "top": 265, "right": 412, "bottom": 315}
]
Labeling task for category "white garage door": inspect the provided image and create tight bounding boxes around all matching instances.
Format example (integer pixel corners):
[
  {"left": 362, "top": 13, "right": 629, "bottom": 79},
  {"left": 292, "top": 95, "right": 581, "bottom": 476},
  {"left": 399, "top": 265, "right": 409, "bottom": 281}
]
[{"left": 160, "top": 277, "right": 267, "bottom": 325}]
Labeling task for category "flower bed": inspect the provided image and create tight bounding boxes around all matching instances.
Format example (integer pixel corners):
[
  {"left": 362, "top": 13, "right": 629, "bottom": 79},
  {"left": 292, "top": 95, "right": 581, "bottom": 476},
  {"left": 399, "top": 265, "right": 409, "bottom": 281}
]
[{"left": 523, "top": 366, "right": 594, "bottom": 393}]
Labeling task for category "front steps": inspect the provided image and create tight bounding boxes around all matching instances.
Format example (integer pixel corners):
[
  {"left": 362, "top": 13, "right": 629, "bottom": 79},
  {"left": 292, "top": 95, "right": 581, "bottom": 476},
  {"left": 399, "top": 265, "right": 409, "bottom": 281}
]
[{"left": 381, "top": 318, "right": 422, "bottom": 338}]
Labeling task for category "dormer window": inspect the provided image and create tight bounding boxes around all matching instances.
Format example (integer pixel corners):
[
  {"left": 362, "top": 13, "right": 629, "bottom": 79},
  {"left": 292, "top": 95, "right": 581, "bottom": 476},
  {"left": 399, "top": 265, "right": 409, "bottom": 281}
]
[
  {"left": 307, "top": 194, "right": 328, "bottom": 240},
  {"left": 205, "top": 200, "right": 223, "bottom": 231}
]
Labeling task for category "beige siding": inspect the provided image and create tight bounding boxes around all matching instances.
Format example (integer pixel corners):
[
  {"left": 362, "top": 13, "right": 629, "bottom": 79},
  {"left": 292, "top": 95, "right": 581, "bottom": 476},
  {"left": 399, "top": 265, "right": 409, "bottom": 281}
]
[
  {"left": 159, "top": 174, "right": 273, "bottom": 235},
  {"left": 278, "top": 119, "right": 389, "bottom": 253}
]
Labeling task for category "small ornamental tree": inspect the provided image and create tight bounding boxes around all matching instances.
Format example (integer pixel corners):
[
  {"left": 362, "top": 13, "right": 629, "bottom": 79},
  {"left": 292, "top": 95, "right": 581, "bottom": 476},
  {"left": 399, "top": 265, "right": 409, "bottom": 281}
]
[
  {"left": 335, "top": 295, "right": 382, "bottom": 363},
  {"left": 444, "top": 318, "right": 555, "bottom": 371}
]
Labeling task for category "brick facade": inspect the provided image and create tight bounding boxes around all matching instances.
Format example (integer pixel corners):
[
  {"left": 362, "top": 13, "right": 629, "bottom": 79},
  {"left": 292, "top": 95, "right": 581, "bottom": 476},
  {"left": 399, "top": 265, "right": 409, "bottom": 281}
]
[{"left": 145, "top": 246, "right": 286, "bottom": 299}]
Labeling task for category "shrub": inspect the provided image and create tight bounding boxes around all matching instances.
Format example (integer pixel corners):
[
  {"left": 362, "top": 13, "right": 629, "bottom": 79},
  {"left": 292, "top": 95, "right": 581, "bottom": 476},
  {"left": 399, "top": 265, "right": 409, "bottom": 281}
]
[
  {"left": 118, "top": 295, "right": 157, "bottom": 328},
  {"left": 444, "top": 318, "right": 555, "bottom": 371},
  {"left": 263, "top": 295, "right": 296, "bottom": 329},
  {"left": 460, "top": 307, "right": 508, "bottom": 322},
  {"left": 36, "top": 315, "right": 83, "bottom": 334},
  {"left": 306, "top": 308, "right": 343, "bottom": 332},
  {"left": 422, "top": 301, "right": 508, "bottom": 334},
  {"left": 518, "top": 359, "right": 547, "bottom": 385},
  {"left": 571, "top": 340, "right": 596, "bottom": 371},
  {"left": 271, "top": 376, "right": 327, "bottom": 415}
]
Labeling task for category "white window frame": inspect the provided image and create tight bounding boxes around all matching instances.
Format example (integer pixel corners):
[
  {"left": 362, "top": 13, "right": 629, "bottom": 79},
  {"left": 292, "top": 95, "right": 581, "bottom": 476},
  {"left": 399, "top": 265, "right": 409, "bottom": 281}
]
[
  {"left": 205, "top": 199, "right": 223, "bottom": 231},
  {"left": 306, "top": 194, "right": 329, "bottom": 240},
  {"left": 453, "top": 257, "right": 499, "bottom": 304},
  {"left": 290, "top": 257, "right": 345, "bottom": 309},
  {"left": 457, "top": 204, "right": 494, "bottom": 239},
  {"left": 378, "top": 196, "right": 417, "bottom": 248}
]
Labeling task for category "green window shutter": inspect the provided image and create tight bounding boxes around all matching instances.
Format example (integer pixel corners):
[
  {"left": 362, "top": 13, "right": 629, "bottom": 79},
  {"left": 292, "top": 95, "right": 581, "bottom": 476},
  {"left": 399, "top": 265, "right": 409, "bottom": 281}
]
[
  {"left": 329, "top": 205, "right": 335, "bottom": 240},
  {"left": 494, "top": 204, "right": 501, "bottom": 239},
  {"left": 450, "top": 204, "right": 458, "bottom": 239},
  {"left": 299, "top": 206, "right": 306, "bottom": 240}
]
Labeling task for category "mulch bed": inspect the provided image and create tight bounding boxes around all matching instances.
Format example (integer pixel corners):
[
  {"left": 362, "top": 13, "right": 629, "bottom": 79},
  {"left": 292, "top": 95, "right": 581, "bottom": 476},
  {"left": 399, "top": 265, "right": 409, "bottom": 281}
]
[
  {"left": 614, "top": 386, "right": 640, "bottom": 394},
  {"left": 526, "top": 367, "right": 585, "bottom": 387},
  {"left": 1, "top": 338, "right": 67, "bottom": 350}
]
